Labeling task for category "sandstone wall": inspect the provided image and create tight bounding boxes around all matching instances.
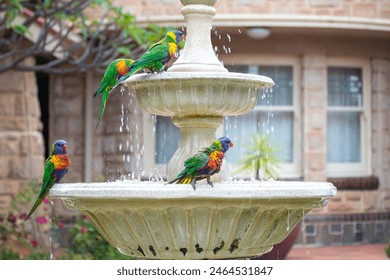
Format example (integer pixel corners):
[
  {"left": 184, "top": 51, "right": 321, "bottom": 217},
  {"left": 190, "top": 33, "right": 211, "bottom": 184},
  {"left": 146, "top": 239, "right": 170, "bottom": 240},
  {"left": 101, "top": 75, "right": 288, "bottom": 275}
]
[{"left": 0, "top": 58, "right": 44, "bottom": 212}]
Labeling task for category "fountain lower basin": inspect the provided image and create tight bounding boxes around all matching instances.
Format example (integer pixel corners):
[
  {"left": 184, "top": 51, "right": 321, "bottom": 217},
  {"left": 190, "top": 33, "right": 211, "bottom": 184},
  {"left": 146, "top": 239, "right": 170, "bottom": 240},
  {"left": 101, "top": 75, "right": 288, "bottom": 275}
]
[{"left": 50, "top": 181, "right": 336, "bottom": 259}]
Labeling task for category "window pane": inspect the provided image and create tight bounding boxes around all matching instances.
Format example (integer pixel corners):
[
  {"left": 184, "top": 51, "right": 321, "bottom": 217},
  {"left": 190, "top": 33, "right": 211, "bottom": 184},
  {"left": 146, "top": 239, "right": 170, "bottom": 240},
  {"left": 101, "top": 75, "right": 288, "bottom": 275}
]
[
  {"left": 226, "top": 65, "right": 293, "bottom": 106},
  {"left": 225, "top": 111, "right": 293, "bottom": 163},
  {"left": 258, "top": 66, "right": 293, "bottom": 106},
  {"left": 327, "top": 112, "right": 361, "bottom": 163},
  {"left": 328, "top": 67, "right": 363, "bottom": 107},
  {"left": 155, "top": 116, "right": 179, "bottom": 164},
  {"left": 259, "top": 111, "right": 293, "bottom": 163}
]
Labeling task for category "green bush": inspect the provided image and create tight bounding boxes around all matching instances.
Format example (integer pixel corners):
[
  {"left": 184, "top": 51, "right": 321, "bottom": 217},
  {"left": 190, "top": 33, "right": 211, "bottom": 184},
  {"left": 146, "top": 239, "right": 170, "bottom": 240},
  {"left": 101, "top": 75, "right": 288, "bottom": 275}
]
[
  {"left": 65, "top": 215, "right": 132, "bottom": 260},
  {"left": 237, "top": 133, "right": 280, "bottom": 180},
  {"left": 0, "top": 180, "right": 131, "bottom": 260}
]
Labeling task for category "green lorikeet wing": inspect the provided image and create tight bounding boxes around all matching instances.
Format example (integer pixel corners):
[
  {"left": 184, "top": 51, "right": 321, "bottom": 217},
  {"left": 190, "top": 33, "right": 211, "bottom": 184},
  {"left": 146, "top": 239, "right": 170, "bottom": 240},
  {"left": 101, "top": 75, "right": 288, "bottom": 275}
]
[
  {"left": 115, "top": 44, "right": 170, "bottom": 86},
  {"left": 169, "top": 152, "right": 209, "bottom": 185},
  {"left": 25, "top": 157, "right": 56, "bottom": 221}
]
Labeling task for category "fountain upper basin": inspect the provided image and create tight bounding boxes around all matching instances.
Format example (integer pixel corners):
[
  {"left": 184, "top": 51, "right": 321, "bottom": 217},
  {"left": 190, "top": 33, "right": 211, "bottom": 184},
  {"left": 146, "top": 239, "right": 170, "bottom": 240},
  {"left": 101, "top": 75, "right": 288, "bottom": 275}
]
[
  {"left": 50, "top": 181, "right": 336, "bottom": 259},
  {"left": 125, "top": 71, "right": 274, "bottom": 117}
]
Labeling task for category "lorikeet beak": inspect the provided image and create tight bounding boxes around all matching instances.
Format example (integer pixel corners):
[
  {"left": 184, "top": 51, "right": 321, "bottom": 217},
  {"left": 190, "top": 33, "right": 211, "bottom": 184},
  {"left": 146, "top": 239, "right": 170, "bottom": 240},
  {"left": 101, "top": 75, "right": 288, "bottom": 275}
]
[
  {"left": 63, "top": 144, "right": 67, "bottom": 151},
  {"left": 181, "top": 34, "right": 185, "bottom": 42},
  {"left": 229, "top": 142, "right": 233, "bottom": 147}
]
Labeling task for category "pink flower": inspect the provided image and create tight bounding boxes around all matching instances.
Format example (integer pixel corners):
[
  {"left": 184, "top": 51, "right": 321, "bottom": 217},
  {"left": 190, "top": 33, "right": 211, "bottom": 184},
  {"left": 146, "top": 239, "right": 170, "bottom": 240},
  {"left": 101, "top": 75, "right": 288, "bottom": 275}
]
[
  {"left": 36, "top": 216, "right": 48, "bottom": 224},
  {"left": 31, "top": 240, "right": 39, "bottom": 248},
  {"left": 81, "top": 225, "right": 87, "bottom": 233},
  {"left": 7, "top": 214, "right": 16, "bottom": 224},
  {"left": 18, "top": 213, "right": 27, "bottom": 220},
  {"left": 43, "top": 198, "right": 49, "bottom": 204},
  {"left": 57, "top": 222, "right": 64, "bottom": 229}
]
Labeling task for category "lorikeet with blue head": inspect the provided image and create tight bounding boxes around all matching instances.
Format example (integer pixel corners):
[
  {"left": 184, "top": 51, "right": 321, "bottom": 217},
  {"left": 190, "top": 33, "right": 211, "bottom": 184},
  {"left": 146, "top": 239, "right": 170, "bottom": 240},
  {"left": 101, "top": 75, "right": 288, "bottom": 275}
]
[
  {"left": 110, "top": 30, "right": 185, "bottom": 92},
  {"left": 168, "top": 137, "right": 233, "bottom": 190},
  {"left": 93, "top": 58, "right": 135, "bottom": 128},
  {"left": 25, "top": 140, "right": 71, "bottom": 221}
]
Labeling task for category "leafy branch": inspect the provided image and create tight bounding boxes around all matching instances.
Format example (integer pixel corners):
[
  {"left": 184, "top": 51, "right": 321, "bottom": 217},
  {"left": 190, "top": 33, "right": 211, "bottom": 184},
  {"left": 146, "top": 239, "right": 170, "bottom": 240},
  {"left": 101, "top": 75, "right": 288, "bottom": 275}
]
[{"left": 0, "top": 0, "right": 169, "bottom": 74}]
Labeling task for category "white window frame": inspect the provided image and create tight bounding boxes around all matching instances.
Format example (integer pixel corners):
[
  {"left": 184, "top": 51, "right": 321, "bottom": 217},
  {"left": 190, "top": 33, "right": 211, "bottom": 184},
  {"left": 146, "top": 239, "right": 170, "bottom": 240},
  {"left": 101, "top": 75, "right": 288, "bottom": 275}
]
[
  {"left": 217, "top": 55, "right": 302, "bottom": 179},
  {"left": 326, "top": 58, "right": 371, "bottom": 177}
]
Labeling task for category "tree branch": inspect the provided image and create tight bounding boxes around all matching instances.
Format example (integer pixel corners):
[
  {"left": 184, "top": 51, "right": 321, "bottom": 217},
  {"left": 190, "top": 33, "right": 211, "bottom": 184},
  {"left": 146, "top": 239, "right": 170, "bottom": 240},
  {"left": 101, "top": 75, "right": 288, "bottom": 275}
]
[{"left": 0, "top": 0, "right": 168, "bottom": 74}]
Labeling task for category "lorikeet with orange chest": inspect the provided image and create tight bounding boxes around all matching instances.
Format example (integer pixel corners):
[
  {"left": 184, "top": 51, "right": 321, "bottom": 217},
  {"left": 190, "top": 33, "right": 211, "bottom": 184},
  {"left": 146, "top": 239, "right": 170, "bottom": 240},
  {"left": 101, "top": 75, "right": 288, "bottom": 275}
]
[
  {"left": 93, "top": 58, "right": 134, "bottom": 128},
  {"left": 25, "top": 140, "right": 71, "bottom": 221},
  {"left": 168, "top": 137, "right": 233, "bottom": 190},
  {"left": 111, "top": 30, "right": 185, "bottom": 92}
]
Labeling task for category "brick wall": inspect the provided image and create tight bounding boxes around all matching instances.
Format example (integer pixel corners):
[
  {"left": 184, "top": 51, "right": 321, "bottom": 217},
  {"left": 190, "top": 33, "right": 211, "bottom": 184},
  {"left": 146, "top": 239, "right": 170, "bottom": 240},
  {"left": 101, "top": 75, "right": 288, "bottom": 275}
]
[
  {"left": 116, "top": 0, "right": 390, "bottom": 20},
  {"left": 303, "top": 55, "right": 327, "bottom": 182},
  {"left": 0, "top": 57, "right": 44, "bottom": 212},
  {"left": 49, "top": 74, "right": 85, "bottom": 183}
]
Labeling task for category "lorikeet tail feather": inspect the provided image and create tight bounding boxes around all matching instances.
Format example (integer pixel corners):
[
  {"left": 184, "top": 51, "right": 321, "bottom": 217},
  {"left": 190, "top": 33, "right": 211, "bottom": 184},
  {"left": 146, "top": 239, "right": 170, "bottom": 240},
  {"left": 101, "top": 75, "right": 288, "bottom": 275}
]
[
  {"left": 24, "top": 193, "right": 46, "bottom": 221},
  {"left": 168, "top": 176, "right": 192, "bottom": 184},
  {"left": 95, "top": 92, "right": 107, "bottom": 130}
]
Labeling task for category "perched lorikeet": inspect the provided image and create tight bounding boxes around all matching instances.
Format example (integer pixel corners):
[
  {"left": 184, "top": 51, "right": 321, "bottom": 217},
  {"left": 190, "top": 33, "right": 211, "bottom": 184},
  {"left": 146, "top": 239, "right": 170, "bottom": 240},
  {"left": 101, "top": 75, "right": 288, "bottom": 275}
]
[
  {"left": 25, "top": 140, "right": 71, "bottom": 221},
  {"left": 111, "top": 30, "right": 185, "bottom": 92},
  {"left": 168, "top": 137, "right": 233, "bottom": 190},
  {"left": 93, "top": 58, "right": 135, "bottom": 128}
]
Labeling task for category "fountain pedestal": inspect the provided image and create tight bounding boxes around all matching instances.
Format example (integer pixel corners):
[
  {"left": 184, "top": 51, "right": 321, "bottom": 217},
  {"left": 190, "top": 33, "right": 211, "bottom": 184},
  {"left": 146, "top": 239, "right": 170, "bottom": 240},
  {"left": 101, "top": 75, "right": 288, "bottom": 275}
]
[{"left": 49, "top": 0, "right": 337, "bottom": 260}]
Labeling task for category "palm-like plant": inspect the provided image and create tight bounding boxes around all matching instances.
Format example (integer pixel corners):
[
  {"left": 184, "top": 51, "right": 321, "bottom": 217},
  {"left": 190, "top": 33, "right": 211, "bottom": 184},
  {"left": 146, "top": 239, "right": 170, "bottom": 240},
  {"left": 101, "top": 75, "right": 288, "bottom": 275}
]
[{"left": 237, "top": 133, "right": 280, "bottom": 180}]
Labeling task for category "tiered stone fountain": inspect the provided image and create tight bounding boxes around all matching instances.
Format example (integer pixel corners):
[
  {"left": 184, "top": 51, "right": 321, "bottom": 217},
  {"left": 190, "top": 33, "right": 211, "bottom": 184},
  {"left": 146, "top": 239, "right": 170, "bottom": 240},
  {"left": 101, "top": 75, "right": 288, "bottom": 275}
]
[{"left": 50, "top": 0, "right": 336, "bottom": 259}]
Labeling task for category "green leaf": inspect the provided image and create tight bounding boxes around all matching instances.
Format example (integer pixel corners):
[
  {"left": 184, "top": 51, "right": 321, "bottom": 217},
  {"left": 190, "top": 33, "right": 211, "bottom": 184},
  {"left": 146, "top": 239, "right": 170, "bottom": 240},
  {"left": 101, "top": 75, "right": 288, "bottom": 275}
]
[{"left": 12, "top": 24, "right": 31, "bottom": 36}]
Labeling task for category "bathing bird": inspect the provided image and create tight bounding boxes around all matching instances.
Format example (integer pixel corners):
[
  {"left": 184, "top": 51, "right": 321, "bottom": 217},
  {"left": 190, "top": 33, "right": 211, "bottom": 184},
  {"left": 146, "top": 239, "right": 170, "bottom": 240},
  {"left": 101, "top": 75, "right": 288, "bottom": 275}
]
[
  {"left": 25, "top": 140, "right": 71, "bottom": 221},
  {"left": 93, "top": 58, "right": 135, "bottom": 128},
  {"left": 168, "top": 137, "right": 233, "bottom": 190},
  {"left": 110, "top": 30, "right": 185, "bottom": 92}
]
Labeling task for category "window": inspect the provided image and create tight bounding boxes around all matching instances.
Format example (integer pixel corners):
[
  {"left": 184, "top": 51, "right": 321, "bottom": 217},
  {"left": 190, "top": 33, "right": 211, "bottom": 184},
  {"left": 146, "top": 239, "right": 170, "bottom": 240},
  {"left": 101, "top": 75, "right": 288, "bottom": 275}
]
[
  {"left": 326, "top": 59, "right": 371, "bottom": 176},
  {"left": 223, "top": 58, "right": 301, "bottom": 178}
]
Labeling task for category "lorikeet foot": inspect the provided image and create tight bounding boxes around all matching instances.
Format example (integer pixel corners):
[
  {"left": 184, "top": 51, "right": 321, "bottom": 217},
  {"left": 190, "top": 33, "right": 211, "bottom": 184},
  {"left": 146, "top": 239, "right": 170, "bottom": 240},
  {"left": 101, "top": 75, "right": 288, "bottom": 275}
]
[
  {"left": 207, "top": 177, "right": 214, "bottom": 188},
  {"left": 191, "top": 181, "right": 197, "bottom": 191}
]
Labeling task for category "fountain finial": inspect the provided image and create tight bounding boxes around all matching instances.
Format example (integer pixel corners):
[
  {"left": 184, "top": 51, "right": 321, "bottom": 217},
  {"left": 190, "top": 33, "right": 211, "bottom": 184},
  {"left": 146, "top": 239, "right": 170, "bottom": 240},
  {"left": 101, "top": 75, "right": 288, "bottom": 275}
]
[{"left": 169, "top": 0, "right": 227, "bottom": 72}]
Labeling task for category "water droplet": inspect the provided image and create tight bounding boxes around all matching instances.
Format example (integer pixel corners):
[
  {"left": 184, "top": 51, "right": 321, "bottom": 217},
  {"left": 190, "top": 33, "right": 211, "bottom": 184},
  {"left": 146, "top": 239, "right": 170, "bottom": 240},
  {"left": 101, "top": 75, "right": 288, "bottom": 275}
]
[{"left": 287, "top": 210, "right": 290, "bottom": 231}]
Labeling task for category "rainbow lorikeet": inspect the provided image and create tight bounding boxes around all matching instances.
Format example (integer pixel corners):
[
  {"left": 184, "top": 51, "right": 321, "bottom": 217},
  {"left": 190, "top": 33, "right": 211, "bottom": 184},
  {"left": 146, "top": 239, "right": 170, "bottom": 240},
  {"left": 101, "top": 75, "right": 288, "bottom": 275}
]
[
  {"left": 93, "top": 58, "right": 135, "bottom": 128},
  {"left": 168, "top": 137, "right": 233, "bottom": 190},
  {"left": 25, "top": 140, "right": 71, "bottom": 221},
  {"left": 110, "top": 30, "right": 185, "bottom": 92}
]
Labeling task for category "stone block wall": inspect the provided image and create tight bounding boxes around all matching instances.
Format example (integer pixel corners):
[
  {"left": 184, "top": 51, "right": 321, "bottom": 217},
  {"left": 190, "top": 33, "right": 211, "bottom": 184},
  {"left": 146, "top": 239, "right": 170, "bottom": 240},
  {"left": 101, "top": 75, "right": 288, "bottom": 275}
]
[
  {"left": 372, "top": 57, "right": 390, "bottom": 191},
  {"left": 49, "top": 74, "right": 85, "bottom": 183},
  {"left": 0, "top": 57, "right": 45, "bottom": 212},
  {"left": 117, "top": 0, "right": 390, "bottom": 20},
  {"left": 49, "top": 71, "right": 145, "bottom": 184},
  {"left": 303, "top": 55, "right": 327, "bottom": 182},
  {"left": 93, "top": 79, "right": 145, "bottom": 181}
]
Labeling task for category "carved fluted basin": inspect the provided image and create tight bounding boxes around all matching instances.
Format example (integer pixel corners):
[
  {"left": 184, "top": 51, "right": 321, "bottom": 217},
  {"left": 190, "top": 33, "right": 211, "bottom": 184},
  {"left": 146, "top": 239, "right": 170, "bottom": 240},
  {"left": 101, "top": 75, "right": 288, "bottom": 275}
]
[
  {"left": 50, "top": 181, "right": 336, "bottom": 259},
  {"left": 126, "top": 71, "right": 274, "bottom": 117}
]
